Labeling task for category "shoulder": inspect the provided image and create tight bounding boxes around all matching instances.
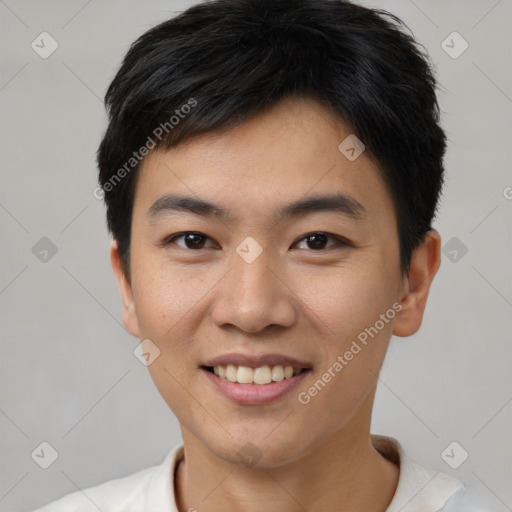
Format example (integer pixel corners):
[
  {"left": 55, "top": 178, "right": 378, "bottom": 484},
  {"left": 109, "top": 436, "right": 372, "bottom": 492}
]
[
  {"left": 31, "top": 464, "right": 157, "bottom": 512},
  {"left": 441, "top": 483, "right": 498, "bottom": 511},
  {"left": 371, "top": 434, "right": 464, "bottom": 512},
  {"left": 372, "top": 434, "right": 498, "bottom": 511},
  {"left": 30, "top": 444, "right": 183, "bottom": 512}
]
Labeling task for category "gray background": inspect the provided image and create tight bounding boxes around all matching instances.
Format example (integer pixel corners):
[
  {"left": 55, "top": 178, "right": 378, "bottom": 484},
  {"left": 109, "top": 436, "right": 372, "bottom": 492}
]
[{"left": 1, "top": 0, "right": 511, "bottom": 510}]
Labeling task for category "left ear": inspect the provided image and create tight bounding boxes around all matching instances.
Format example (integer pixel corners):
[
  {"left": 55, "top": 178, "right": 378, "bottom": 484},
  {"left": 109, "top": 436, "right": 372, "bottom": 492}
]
[{"left": 392, "top": 230, "right": 442, "bottom": 337}]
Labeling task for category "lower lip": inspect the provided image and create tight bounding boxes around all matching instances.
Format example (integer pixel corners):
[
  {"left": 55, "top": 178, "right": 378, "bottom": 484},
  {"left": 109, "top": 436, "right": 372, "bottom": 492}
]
[{"left": 200, "top": 368, "right": 311, "bottom": 405}]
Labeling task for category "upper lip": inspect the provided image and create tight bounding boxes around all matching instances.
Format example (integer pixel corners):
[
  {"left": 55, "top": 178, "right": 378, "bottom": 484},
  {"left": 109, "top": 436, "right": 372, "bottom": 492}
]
[{"left": 201, "top": 353, "right": 312, "bottom": 369}]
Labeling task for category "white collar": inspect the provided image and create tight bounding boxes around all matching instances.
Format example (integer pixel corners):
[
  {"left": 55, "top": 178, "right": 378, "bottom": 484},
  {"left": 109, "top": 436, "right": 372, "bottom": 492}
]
[
  {"left": 371, "top": 434, "right": 464, "bottom": 511},
  {"left": 143, "top": 434, "right": 464, "bottom": 511}
]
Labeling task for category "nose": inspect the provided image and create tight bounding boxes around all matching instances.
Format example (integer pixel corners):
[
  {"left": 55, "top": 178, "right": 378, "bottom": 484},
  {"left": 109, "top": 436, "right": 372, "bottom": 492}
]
[{"left": 210, "top": 248, "right": 297, "bottom": 333}]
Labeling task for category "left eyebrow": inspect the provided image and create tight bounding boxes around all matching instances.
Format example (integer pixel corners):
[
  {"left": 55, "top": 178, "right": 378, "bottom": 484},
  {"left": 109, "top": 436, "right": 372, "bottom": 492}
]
[
  {"left": 278, "top": 194, "right": 366, "bottom": 220},
  {"left": 146, "top": 193, "right": 367, "bottom": 222}
]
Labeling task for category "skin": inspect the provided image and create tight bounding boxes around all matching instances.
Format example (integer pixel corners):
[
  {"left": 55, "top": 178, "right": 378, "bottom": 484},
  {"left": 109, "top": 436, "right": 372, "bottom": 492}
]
[{"left": 111, "top": 96, "right": 441, "bottom": 512}]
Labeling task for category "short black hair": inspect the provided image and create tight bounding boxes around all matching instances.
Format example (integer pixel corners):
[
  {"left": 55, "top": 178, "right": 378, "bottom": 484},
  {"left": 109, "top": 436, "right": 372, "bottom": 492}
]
[{"left": 97, "top": 0, "right": 446, "bottom": 280}]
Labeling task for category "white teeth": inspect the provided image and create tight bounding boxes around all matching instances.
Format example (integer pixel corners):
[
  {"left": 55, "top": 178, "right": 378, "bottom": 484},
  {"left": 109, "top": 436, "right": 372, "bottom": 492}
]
[
  {"left": 236, "top": 366, "right": 254, "bottom": 384},
  {"left": 225, "top": 364, "right": 237, "bottom": 382},
  {"left": 271, "top": 365, "right": 284, "bottom": 381},
  {"left": 253, "top": 366, "right": 272, "bottom": 385},
  {"left": 211, "top": 364, "right": 304, "bottom": 385}
]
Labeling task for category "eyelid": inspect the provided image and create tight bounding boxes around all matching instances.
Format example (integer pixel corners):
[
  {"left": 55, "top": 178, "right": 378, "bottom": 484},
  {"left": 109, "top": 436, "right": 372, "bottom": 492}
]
[
  {"left": 163, "top": 231, "right": 219, "bottom": 249},
  {"left": 292, "top": 231, "right": 351, "bottom": 249}
]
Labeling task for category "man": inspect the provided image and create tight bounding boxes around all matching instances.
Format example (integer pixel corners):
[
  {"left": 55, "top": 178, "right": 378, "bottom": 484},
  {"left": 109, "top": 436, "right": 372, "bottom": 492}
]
[{"left": 32, "top": 0, "right": 490, "bottom": 510}]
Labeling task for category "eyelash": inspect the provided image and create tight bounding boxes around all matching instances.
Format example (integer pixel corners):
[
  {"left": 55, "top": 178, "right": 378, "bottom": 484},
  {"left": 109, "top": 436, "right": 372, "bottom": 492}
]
[{"left": 162, "top": 231, "right": 352, "bottom": 251}]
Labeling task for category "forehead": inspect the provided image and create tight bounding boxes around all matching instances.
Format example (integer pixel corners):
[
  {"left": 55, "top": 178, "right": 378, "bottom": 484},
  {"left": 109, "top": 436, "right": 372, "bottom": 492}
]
[{"left": 133, "top": 97, "right": 395, "bottom": 228}]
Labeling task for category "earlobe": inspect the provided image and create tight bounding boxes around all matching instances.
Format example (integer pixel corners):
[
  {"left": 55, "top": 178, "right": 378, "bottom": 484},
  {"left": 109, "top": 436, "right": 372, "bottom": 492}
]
[
  {"left": 110, "top": 240, "right": 140, "bottom": 338},
  {"left": 392, "top": 230, "right": 441, "bottom": 338}
]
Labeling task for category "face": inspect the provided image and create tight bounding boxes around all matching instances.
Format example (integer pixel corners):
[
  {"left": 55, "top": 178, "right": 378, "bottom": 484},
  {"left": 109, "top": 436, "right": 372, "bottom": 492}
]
[{"left": 112, "top": 97, "right": 436, "bottom": 467}]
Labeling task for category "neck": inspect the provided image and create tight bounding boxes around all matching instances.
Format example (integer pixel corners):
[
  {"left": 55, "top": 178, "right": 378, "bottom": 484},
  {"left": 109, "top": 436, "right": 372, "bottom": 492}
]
[{"left": 175, "top": 404, "right": 399, "bottom": 512}]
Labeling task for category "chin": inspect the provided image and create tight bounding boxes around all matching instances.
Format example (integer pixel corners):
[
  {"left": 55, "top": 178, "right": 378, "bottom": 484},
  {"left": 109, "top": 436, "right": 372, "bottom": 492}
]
[{"left": 206, "top": 428, "right": 311, "bottom": 469}]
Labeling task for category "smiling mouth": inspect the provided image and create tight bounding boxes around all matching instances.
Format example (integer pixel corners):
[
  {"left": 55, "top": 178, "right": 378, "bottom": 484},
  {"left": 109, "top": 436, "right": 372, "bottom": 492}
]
[{"left": 201, "top": 364, "right": 310, "bottom": 385}]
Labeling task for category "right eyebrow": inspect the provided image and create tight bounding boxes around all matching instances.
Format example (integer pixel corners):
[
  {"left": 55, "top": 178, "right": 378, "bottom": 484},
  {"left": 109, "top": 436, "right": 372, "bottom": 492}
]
[{"left": 147, "top": 194, "right": 232, "bottom": 221}]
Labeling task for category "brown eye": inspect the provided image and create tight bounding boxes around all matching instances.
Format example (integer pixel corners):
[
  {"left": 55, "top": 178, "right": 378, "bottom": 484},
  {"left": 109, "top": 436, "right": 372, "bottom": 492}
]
[
  {"left": 164, "top": 232, "right": 218, "bottom": 249},
  {"left": 293, "top": 232, "right": 349, "bottom": 250}
]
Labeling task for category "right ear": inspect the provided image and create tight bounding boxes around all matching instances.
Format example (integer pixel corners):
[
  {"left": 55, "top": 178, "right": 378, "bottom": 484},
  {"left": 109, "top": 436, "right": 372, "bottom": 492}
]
[{"left": 110, "top": 239, "right": 140, "bottom": 338}]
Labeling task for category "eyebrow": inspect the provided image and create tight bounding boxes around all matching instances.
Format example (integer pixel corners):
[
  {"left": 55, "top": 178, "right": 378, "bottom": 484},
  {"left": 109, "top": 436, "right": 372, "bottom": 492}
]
[{"left": 147, "top": 193, "right": 367, "bottom": 222}]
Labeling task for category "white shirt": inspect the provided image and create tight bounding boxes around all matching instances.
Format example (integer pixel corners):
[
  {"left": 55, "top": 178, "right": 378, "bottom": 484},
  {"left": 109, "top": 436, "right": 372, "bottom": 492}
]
[{"left": 31, "top": 434, "right": 492, "bottom": 511}]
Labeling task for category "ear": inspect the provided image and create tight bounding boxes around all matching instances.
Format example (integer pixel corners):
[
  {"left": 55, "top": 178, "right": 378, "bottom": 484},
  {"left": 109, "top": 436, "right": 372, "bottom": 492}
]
[
  {"left": 392, "top": 230, "right": 441, "bottom": 337},
  {"left": 110, "top": 239, "right": 140, "bottom": 338}
]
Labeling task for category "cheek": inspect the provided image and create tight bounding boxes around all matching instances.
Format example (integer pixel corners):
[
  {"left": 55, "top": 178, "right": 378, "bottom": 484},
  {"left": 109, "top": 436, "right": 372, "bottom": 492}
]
[
  {"left": 131, "top": 256, "right": 210, "bottom": 338},
  {"left": 289, "top": 258, "right": 397, "bottom": 342},
  {"left": 289, "top": 260, "right": 397, "bottom": 404}
]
